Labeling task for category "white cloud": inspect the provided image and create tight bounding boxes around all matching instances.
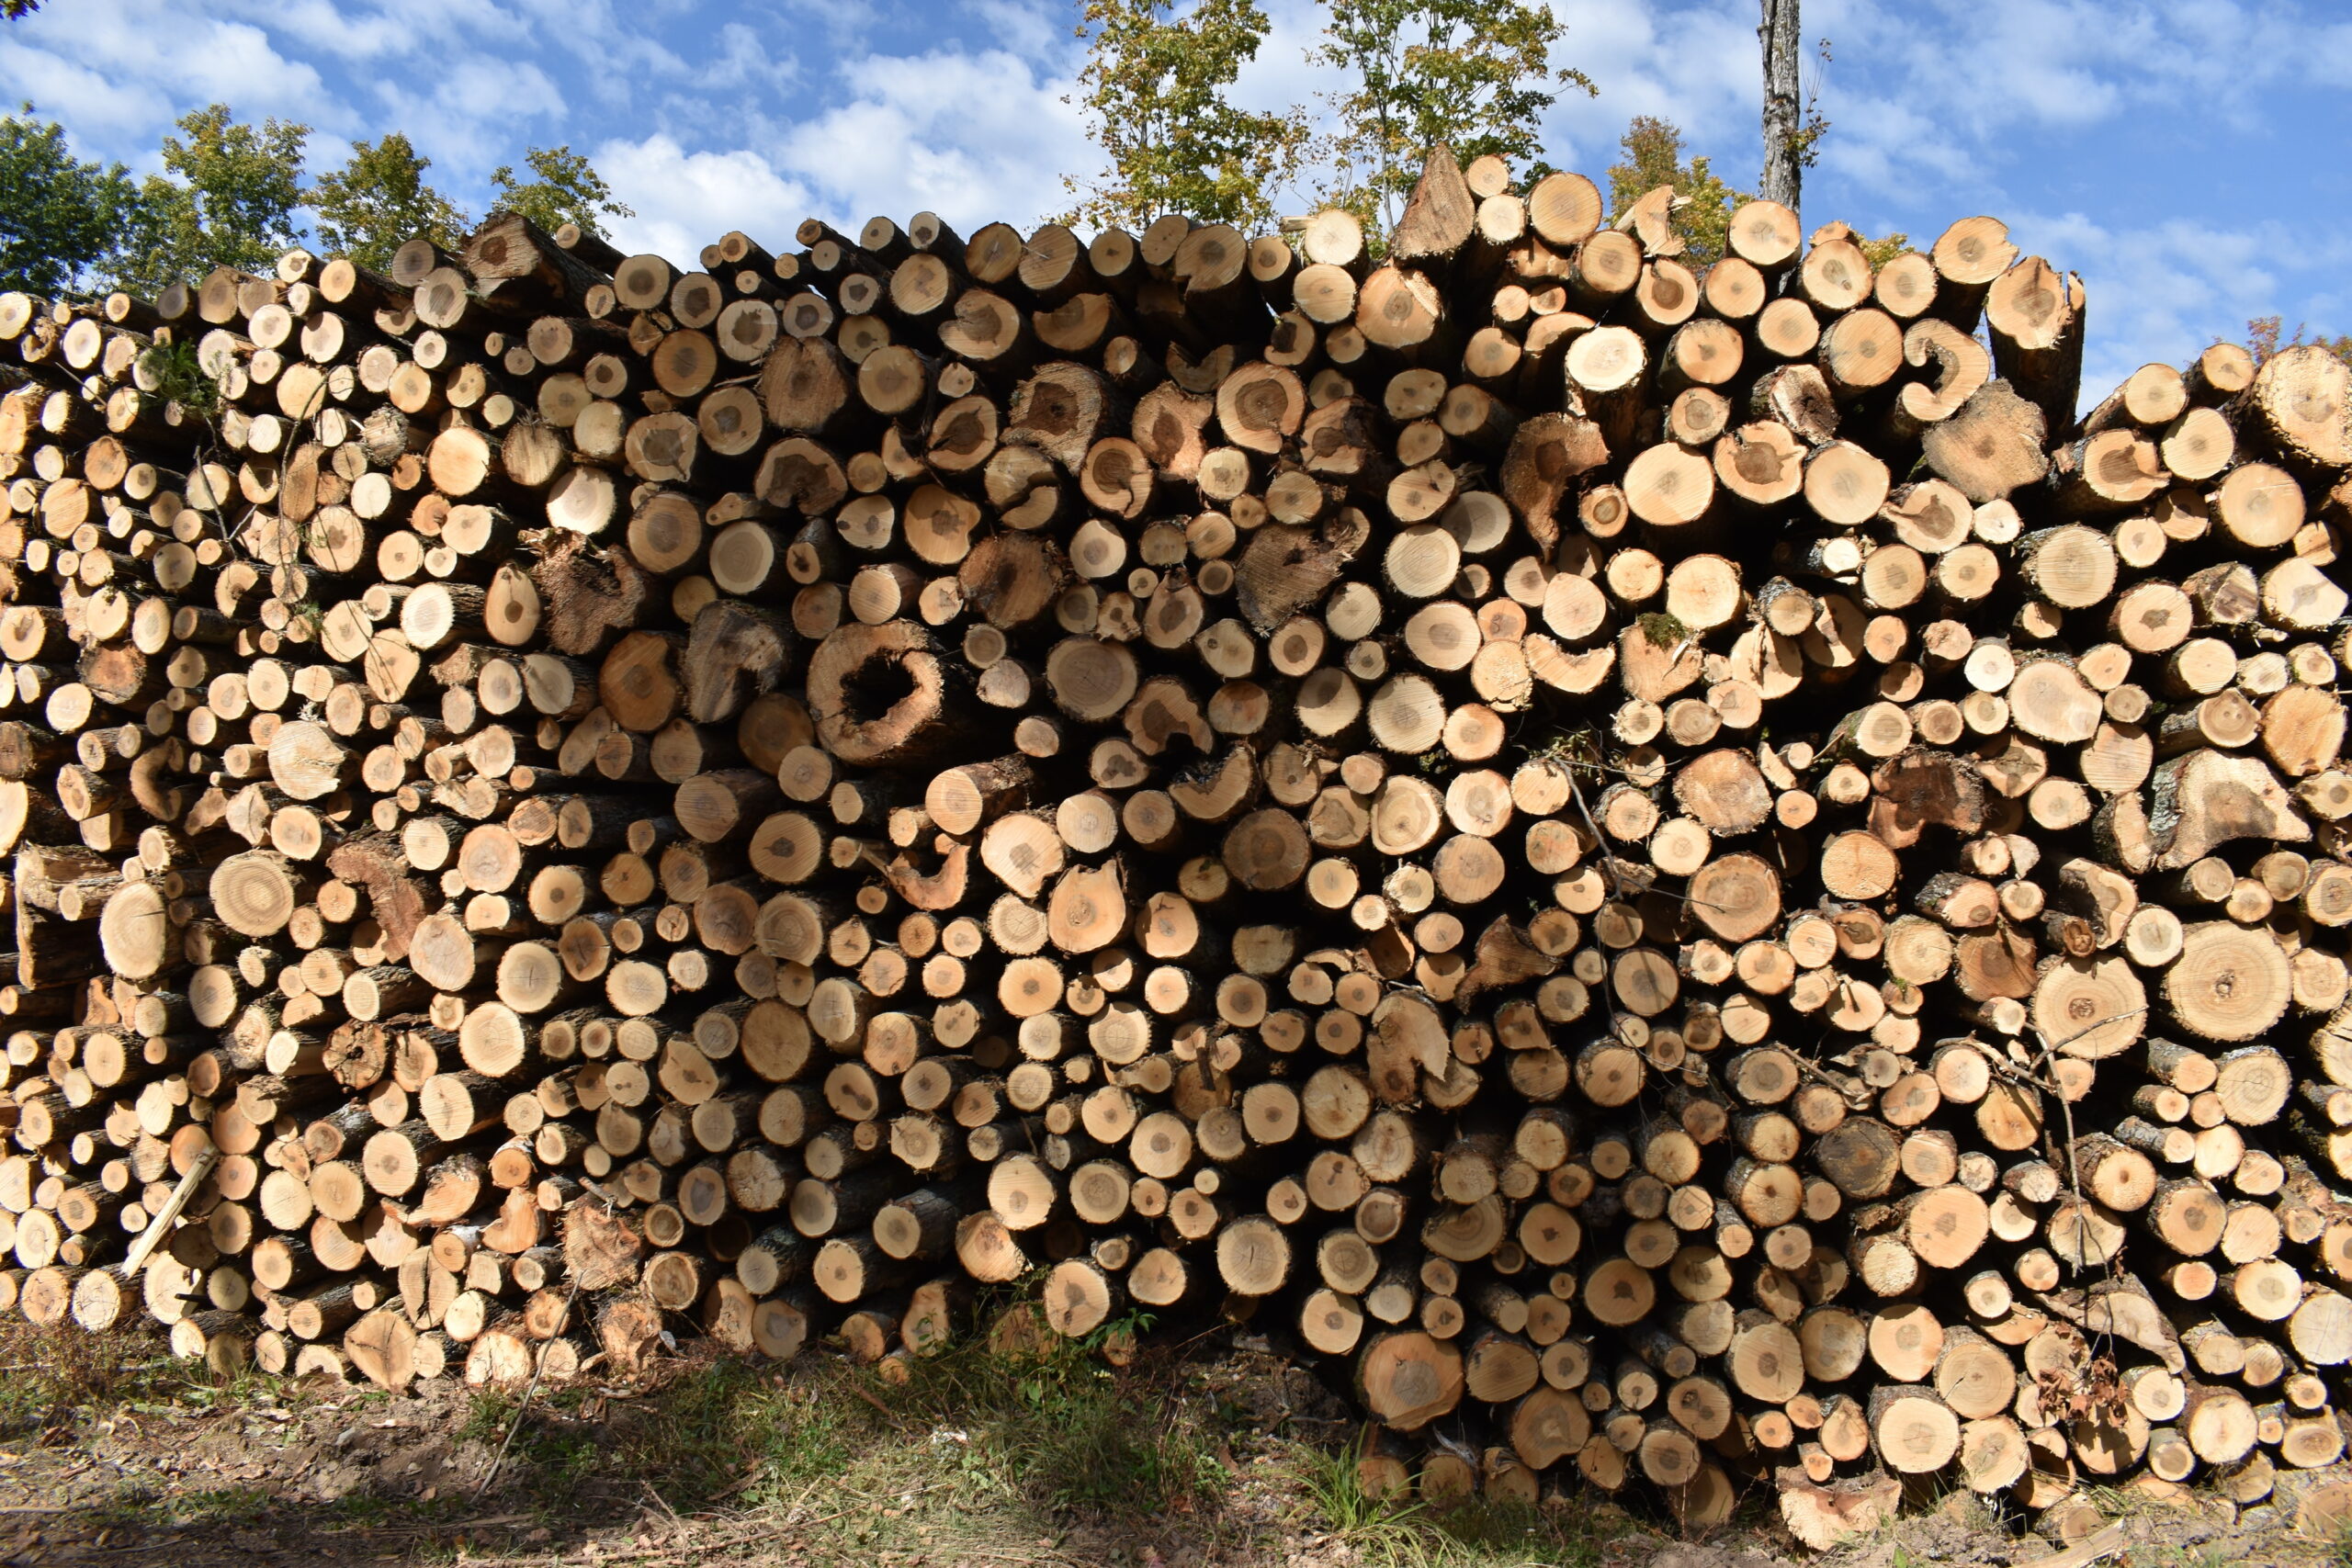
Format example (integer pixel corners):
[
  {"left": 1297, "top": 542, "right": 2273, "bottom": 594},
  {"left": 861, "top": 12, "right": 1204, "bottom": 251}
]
[
  {"left": 775, "top": 45, "right": 1088, "bottom": 235},
  {"left": 1809, "top": 0, "right": 2319, "bottom": 200},
  {"left": 1537, "top": 0, "right": 1761, "bottom": 164},
  {"left": 763, "top": 0, "right": 886, "bottom": 56},
  {"left": 363, "top": 58, "right": 568, "bottom": 172},
  {"left": 368, "top": 0, "right": 540, "bottom": 54},
  {"left": 0, "top": 46, "right": 162, "bottom": 151},
  {"left": 2303, "top": 21, "right": 2352, "bottom": 80},
  {"left": 2014, "top": 210, "right": 2290, "bottom": 401},
  {"left": 1816, "top": 95, "right": 1981, "bottom": 197},
  {"left": 217, "top": 0, "right": 413, "bottom": 63},
  {"left": 967, "top": 0, "right": 1068, "bottom": 65},
  {"left": 0, "top": 0, "right": 343, "bottom": 164},
  {"left": 695, "top": 21, "right": 799, "bottom": 94},
  {"left": 505, "top": 0, "right": 692, "bottom": 107},
  {"left": 596, "top": 134, "right": 817, "bottom": 263}
]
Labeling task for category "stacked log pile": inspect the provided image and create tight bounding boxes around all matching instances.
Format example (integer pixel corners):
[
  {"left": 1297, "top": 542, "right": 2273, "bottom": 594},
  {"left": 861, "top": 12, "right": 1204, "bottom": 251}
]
[{"left": 2, "top": 144, "right": 2351, "bottom": 1540}]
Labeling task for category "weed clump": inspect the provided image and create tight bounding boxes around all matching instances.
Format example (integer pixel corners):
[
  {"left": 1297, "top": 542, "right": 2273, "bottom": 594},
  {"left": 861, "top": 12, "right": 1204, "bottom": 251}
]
[
  {"left": 0, "top": 1319, "right": 175, "bottom": 1437},
  {"left": 139, "top": 339, "right": 220, "bottom": 416}
]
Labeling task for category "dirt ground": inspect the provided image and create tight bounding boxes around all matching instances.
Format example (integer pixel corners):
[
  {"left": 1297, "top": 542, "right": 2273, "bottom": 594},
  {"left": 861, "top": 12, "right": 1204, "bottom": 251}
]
[{"left": 0, "top": 1323, "right": 2337, "bottom": 1568}]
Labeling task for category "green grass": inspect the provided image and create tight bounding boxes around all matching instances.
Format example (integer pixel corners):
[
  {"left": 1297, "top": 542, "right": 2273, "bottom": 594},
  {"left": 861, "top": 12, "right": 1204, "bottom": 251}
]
[
  {"left": 2078, "top": 1483, "right": 2211, "bottom": 1532},
  {"left": 0, "top": 1290, "right": 1241, "bottom": 1549},
  {"left": 1294, "top": 1444, "right": 1445, "bottom": 1568},
  {"left": 478, "top": 1309, "right": 1230, "bottom": 1529},
  {"left": 462, "top": 1388, "right": 605, "bottom": 1502},
  {"left": 1289, "top": 1441, "right": 1621, "bottom": 1568},
  {"left": 0, "top": 1294, "right": 1632, "bottom": 1566}
]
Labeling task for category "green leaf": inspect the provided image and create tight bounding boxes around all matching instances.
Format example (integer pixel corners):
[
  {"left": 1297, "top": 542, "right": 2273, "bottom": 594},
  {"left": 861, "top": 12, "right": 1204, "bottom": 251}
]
[
  {"left": 138, "top": 339, "right": 220, "bottom": 416},
  {"left": 1637, "top": 610, "right": 1687, "bottom": 649},
  {"left": 489, "top": 145, "right": 632, "bottom": 239},
  {"left": 1604, "top": 115, "right": 1746, "bottom": 265},
  {"left": 310, "top": 132, "right": 468, "bottom": 270},
  {"left": 1605, "top": 114, "right": 1906, "bottom": 268},
  {"left": 0, "top": 104, "right": 137, "bottom": 293},
  {"left": 1063, "top": 0, "right": 1311, "bottom": 232},
  {"left": 1311, "top": 0, "right": 1593, "bottom": 234},
  {"left": 108, "top": 104, "right": 311, "bottom": 294}
]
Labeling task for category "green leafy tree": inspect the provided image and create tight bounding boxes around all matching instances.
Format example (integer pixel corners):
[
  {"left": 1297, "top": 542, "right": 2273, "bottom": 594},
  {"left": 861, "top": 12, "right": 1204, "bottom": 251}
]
[
  {"left": 113, "top": 104, "right": 310, "bottom": 292},
  {"left": 1311, "top": 0, "right": 1592, "bottom": 233},
  {"left": 1851, "top": 228, "right": 1910, "bottom": 269},
  {"left": 1063, "top": 0, "right": 1311, "bottom": 231},
  {"left": 1605, "top": 116, "right": 1745, "bottom": 264},
  {"left": 489, "top": 145, "right": 631, "bottom": 238},
  {"left": 3, "top": 1, "right": 41, "bottom": 17},
  {"left": 0, "top": 106, "right": 136, "bottom": 292},
  {"left": 311, "top": 133, "right": 468, "bottom": 268}
]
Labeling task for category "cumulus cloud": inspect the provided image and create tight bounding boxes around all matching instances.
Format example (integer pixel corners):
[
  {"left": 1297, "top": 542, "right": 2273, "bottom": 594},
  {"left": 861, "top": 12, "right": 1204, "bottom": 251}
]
[
  {"left": 1537, "top": 0, "right": 1761, "bottom": 165},
  {"left": 695, "top": 21, "right": 799, "bottom": 95},
  {"left": 364, "top": 58, "right": 569, "bottom": 173},
  {"left": 210, "top": 0, "right": 414, "bottom": 64},
  {"left": 504, "top": 0, "right": 692, "bottom": 108},
  {"left": 0, "top": 0, "right": 340, "bottom": 164},
  {"left": 1808, "top": 0, "right": 2323, "bottom": 211},
  {"left": 775, "top": 44, "right": 1088, "bottom": 234},
  {"left": 596, "top": 134, "right": 817, "bottom": 263},
  {"left": 762, "top": 0, "right": 888, "bottom": 57},
  {"left": 967, "top": 0, "right": 1069, "bottom": 65},
  {"left": 0, "top": 46, "right": 163, "bottom": 151}
]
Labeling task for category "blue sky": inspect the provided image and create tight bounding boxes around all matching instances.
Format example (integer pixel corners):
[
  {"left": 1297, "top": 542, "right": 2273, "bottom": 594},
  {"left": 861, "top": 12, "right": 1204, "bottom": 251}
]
[{"left": 6, "top": 0, "right": 2348, "bottom": 400}]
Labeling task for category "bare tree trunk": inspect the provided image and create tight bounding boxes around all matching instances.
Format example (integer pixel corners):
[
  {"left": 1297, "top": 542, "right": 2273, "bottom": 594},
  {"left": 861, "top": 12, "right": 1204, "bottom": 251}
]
[{"left": 1759, "top": 0, "right": 1803, "bottom": 219}]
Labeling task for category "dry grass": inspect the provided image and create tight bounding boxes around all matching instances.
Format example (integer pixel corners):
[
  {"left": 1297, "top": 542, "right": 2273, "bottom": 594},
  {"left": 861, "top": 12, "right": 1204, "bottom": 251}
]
[{"left": 0, "top": 1317, "right": 184, "bottom": 1435}]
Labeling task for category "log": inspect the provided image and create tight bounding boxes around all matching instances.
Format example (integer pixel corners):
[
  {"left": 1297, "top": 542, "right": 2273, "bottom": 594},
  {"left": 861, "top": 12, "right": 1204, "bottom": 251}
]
[{"left": 6, "top": 151, "right": 2350, "bottom": 1534}]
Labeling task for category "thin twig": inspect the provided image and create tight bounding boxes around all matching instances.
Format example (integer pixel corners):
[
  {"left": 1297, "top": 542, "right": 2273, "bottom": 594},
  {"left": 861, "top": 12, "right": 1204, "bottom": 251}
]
[
  {"left": 475, "top": 1190, "right": 608, "bottom": 1500},
  {"left": 1972, "top": 1003, "right": 2150, "bottom": 1285},
  {"left": 1557, "top": 753, "right": 1627, "bottom": 904}
]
